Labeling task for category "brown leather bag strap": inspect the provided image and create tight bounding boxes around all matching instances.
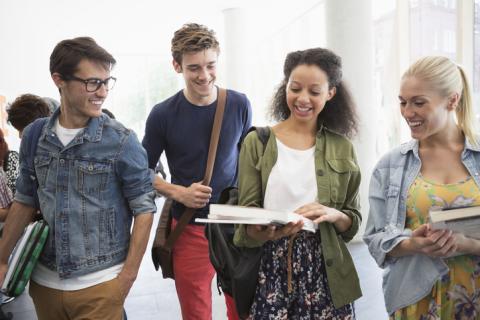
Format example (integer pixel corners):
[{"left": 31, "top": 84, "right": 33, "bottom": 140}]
[{"left": 164, "top": 87, "right": 227, "bottom": 249}]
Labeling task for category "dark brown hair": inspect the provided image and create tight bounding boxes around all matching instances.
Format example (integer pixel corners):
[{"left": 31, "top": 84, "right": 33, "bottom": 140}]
[
  {"left": 0, "top": 130, "right": 8, "bottom": 167},
  {"left": 7, "top": 94, "right": 51, "bottom": 132},
  {"left": 171, "top": 23, "right": 219, "bottom": 65},
  {"left": 50, "top": 36, "right": 116, "bottom": 78},
  {"left": 271, "top": 48, "right": 358, "bottom": 138}
]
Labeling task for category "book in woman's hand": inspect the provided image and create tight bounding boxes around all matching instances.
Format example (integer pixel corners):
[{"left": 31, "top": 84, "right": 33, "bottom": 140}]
[
  {"left": 196, "top": 204, "right": 318, "bottom": 233},
  {"left": 429, "top": 206, "right": 480, "bottom": 239}
]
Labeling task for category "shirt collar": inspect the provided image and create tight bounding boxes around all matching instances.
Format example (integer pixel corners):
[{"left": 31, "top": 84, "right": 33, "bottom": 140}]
[
  {"left": 46, "top": 107, "right": 105, "bottom": 143},
  {"left": 400, "top": 136, "right": 480, "bottom": 155}
]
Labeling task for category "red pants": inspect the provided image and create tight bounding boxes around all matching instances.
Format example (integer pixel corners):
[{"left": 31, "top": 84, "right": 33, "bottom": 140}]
[{"left": 172, "top": 219, "right": 239, "bottom": 320}]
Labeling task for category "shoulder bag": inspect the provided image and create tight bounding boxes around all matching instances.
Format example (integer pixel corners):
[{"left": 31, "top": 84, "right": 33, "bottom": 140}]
[{"left": 151, "top": 88, "right": 227, "bottom": 279}]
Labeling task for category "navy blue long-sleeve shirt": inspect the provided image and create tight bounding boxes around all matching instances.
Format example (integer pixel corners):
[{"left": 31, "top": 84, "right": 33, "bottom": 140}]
[{"left": 142, "top": 88, "right": 252, "bottom": 222}]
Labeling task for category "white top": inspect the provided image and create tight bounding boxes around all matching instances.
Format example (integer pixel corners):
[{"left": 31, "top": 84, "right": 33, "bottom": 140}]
[
  {"left": 264, "top": 138, "right": 318, "bottom": 212},
  {"left": 32, "top": 118, "right": 123, "bottom": 290},
  {"left": 53, "top": 118, "right": 83, "bottom": 146},
  {"left": 32, "top": 263, "right": 123, "bottom": 291}
]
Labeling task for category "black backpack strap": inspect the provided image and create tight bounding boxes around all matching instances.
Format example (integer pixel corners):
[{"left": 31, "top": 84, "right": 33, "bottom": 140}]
[
  {"left": 241, "top": 126, "right": 270, "bottom": 149},
  {"left": 254, "top": 126, "right": 270, "bottom": 147},
  {"left": 24, "top": 118, "right": 48, "bottom": 209}
]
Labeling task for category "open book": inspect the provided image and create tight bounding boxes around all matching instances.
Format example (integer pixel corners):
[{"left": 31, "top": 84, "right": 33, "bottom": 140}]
[
  {"left": 429, "top": 206, "right": 480, "bottom": 239},
  {"left": 195, "top": 204, "right": 318, "bottom": 233},
  {"left": 1, "top": 222, "right": 36, "bottom": 292}
]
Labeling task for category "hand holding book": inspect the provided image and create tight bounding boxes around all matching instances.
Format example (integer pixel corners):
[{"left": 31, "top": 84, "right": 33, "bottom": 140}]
[
  {"left": 294, "top": 202, "right": 353, "bottom": 234},
  {"left": 245, "top": 221, "right": 304, "bottom": 242},
  {"left": 390, "top": 224, "right": 458, "bottom": 258}
]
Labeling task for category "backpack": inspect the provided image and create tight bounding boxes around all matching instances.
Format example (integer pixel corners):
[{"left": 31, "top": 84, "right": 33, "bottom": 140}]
[{"left": 205, "top": 126, "right": 270, "bottom": 319}]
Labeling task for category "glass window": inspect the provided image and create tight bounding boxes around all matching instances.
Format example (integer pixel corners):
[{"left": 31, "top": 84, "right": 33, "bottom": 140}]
[
  {"left": 409, "top": 0, "right": 457, "bottom": 61},
  {"left": 373, "top": 0, "right": 397, "bottom": 151},
  {"left": 248, "top": 3, "right": 326, "bottom": 125},
  {"left": 106, "top": 56, "right": 179, "bottom": 138},
  {"left": 473, "top": 0, "right": 480, "bottom": 119}
]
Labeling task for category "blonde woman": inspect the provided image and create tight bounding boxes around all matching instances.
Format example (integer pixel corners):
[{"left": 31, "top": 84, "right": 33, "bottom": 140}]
[{"left": 364, "top": 56, "right": 480, "bottom": 319}]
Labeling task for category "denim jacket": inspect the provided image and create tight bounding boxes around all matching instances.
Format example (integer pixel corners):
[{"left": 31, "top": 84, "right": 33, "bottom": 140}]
[
  {"left": 363, "top": 138, "right": 480, "bottom": 315},
  {"left": 234, "top": 126, "right": 362, "bottom": 308},
  {"left": 15, "top": 109, "right": 156, "bottom": 279}
]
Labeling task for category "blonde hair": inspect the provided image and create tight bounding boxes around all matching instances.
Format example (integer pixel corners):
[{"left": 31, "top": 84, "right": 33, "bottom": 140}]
[{"left": 402, "top": 56, "right": 477, "bottom": 145}]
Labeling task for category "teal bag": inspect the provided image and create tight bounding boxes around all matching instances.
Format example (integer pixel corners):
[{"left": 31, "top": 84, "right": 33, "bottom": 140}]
[{"left": 5, "top": 220, "right": 49, "bottom": 297}]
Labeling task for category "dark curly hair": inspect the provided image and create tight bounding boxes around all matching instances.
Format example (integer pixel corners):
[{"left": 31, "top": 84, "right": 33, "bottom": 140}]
[
  {"left": 171, "top": 23, "right": 219, "bottom": 65},
  {"left": 270, "top": 48, "right": 358, "bottom": 138},
  {"left": 7, "top": 94, "right": 51, "bottom": 133}
]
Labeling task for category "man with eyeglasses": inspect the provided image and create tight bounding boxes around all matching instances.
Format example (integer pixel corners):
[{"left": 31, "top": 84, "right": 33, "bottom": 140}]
[{"left": 0, "top": 36, "right": 156, "bottom": 320}]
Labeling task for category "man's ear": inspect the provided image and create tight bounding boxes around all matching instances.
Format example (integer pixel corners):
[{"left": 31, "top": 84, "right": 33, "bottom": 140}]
[
  {"left": 172, "top": 60, "right": 182, "bottom": 73},
  {"left": 447, "top": 92, "right": 460, "bottom": 111},
  {"left": 51, "top": 73, "right": 65, "bottom": 89}
]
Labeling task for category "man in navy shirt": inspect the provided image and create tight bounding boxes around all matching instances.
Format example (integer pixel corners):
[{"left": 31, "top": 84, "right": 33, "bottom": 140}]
[{"left": 142, "top": 23, "right": 252, "bottom": 320}]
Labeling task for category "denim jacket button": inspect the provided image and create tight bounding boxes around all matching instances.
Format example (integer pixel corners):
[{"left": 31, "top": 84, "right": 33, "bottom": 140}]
[
  {"left": 316, "top": 169, "right": 324, "bottom": 176},
  {"left": 59, "top": 159, "right": 65, "bottom": 165},
  {"left": 326, "top": 259, "right": 333, "bottom": 267},
  {"left": 88, "top": 164, "right": 94, "bottom": 171}
]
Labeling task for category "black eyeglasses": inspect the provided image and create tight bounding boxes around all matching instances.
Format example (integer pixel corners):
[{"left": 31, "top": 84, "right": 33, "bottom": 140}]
[{"left": 63, "top": 75, "right": 117, "bottom": 92}]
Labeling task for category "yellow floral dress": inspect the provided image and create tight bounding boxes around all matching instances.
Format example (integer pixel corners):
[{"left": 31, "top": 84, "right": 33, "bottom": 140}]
[{"left": 392, "top": 175, "right": 480, "bottom": 320}]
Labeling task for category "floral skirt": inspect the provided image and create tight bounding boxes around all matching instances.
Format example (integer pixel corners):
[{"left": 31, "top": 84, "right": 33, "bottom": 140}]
[
  {"left": 391, "top": 255, "right": 480, "bottom": 320},
  {"left": 248, "top": 231, "right": 354, "bottom": 320}
]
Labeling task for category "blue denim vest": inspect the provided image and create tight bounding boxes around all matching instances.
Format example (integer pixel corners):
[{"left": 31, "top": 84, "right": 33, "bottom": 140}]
[
  {"left": 363, "top": 137, "right": 480, "bottom": 314},
  {"left": 15, "top": 110, "right": 156, "bottom": 279}
]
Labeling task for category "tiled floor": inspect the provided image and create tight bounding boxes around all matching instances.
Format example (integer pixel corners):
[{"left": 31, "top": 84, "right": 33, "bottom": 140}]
[{"left": 1, "top": 200, "right": 388, "bottom": 319}]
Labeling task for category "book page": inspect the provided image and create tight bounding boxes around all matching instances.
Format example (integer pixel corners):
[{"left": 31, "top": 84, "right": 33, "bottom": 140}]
[
  {"left": 431, "top": 217, "right": 480, "bottom": 239},
  {"left": 195, "top": 218, "right": 275, "bottom": 225},
  {"left": 430, "top": 206, "right": 480, "bottom": 223},
  {"left": 208, "top": 204, "right": 318, "bottom": 233}
]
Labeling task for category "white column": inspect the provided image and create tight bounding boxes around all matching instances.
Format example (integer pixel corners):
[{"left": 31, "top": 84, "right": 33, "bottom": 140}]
[
  {"left": 457, "top": 0, "right": 474, "bottom": 82},
  {"left": 222, "top": 8, "right": 250, "bottom": 93},
  {"left": 325, "top": 0, "right": 375, "bottom": 239}
]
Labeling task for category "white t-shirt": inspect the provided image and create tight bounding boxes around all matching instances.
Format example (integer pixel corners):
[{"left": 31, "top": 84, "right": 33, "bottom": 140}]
[
  {"left": 32, "top": 118, "right": 123, "bottom": 290},
  {"left": 53, "top": 118, "right": 83, "bottom": 146},
  {"left": 264, "top": 138, "right": 318, "bottom": 212}
]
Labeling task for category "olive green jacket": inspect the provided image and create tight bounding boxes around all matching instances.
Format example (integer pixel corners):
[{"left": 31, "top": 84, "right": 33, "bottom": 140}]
[{"left": 233, "top": 126, "right": 362, "bottom": 308}]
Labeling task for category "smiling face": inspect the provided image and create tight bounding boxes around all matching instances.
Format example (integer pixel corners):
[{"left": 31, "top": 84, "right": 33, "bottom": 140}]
[
  {"left": 286, "top": 64, "right": 336, "bottom": 125},
  {"left": 399, "top": 76, "right": 458, "bottom": 141},
  {"left": 173, "top": 48, "right": 218, "bottom": 106},
  {"left": 52, "top": 59, "right": 110, "bottom": 128}
]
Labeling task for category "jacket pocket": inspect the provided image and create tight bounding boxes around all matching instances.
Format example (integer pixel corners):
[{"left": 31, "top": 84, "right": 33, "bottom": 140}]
[
  {"left": 386, "top": 184, "right": 400, "bottom": 198},
  {"left": 98, "top": 207, "right": 118, "bottom": 254},
  {"left": 34, "top": 156, "right": 52, "bottom": 187},
  {"left": 326, "top": 159, "right": 358, "bottom": 204},
  {"left": 76, "top": 160, "right": 111, "bottom": 197}
]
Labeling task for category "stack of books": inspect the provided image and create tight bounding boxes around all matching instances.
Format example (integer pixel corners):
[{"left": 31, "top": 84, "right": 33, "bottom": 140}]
[
  {"left": 429, "top": 206, "right": 480, "bottom": 239},
  {"left": 1, "top": 222, "right": 36, "bottom": 294},
  {"left": 196, "top": 204, "right": 318, "bottom": 233}
]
